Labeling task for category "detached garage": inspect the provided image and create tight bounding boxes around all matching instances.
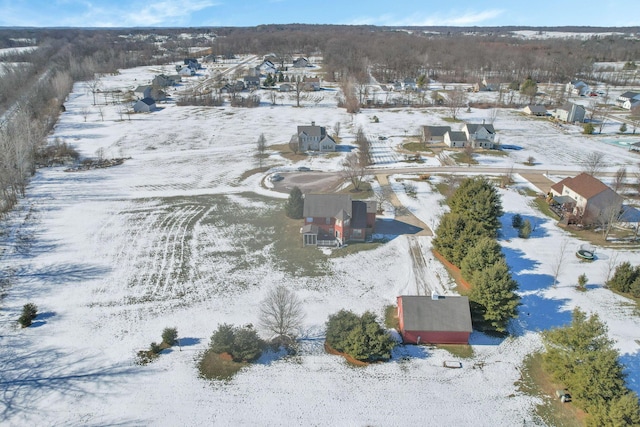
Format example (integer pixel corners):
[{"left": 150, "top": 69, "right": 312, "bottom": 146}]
[{"left": 397, "top": 295, "right": 472, "bottom": 345}]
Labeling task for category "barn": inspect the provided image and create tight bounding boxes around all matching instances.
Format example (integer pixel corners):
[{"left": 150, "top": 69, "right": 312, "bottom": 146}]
[{"left": 397, "top": 295, "right": 472, "bottom": 345}]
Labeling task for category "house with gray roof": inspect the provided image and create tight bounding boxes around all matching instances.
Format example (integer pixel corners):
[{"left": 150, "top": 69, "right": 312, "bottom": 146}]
[
  {"left": 523, "top": 105, "right": 547, "bottom": 116},
  {"left": 421, "top": 125, "right": 451, "bottom": 143},
  {"left": 551, "top": 102, "right": 586, "bottom": 123},
  {"left": 444, "top": 131, "right": 468, "bottom": 148},
  {"left": 133, "top": 97, "right": 156, "bottom": 113},
  {"left": 463, "top": 123, "right": 496, "bottom": 149},
  {"left": 301, "top": 194, "right": 376, "bottom": 247},
  {"left": 295, "top": 122, "right": 336, "bottom": 152},
  {"left": 616, "top": 91, "right": 640, "bottom": 110},
  {"left": 397, "top": 295, "right": 473, "bottom": 344}
]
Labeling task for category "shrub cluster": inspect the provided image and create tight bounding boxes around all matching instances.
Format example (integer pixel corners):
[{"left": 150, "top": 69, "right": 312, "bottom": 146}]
[
  {"left": 136, "top": 327, "right": 178, "bottom": 365},
  {"left": 542, "top": 309, "right": 640, "bottom": 425},
  {"left": 209, "top": 323, "right": 265, "bottom": 363},
  {"left": 325, "top": 310, "right": 395, "bottom": 362},
  {"left": 606, "top": 262, "right": 640, "bottom": 297}
]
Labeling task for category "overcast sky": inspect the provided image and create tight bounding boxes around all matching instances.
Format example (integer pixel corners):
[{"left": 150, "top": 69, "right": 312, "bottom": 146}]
[{"left": 1, "top": 0, "right": 637, "bottom": 28}]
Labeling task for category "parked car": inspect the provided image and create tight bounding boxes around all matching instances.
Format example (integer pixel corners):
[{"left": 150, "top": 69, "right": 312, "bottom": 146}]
[
  {"left": 269, "top": 173, "right": 284, "bottom": 182},
  {"left": 297, "top": 166, "right": 311, "bottom": 172}
]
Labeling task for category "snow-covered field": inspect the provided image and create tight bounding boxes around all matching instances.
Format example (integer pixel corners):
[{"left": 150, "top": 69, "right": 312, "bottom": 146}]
[{"left": 1, "top": 61, "right": 640, "bottom": 426}]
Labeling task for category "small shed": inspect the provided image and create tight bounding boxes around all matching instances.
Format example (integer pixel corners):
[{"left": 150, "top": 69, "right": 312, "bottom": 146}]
[
  {"left": 133, "top": 97, "right": 156, "bottom": 113},
  {"left": 397, "top": 295, "right": 472, "bottom": 345}
]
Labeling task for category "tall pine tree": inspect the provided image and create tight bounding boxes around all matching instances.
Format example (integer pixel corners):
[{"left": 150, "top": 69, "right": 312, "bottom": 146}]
[
  {"left": 460, "top": 236, "right": 504, "bottom": 282},
  {"left": 448, "top": 177, "right": 503, "bottom": 237},
  {"left": 285, "top": 186, "right": 304, "bottom": 219},
  {"left": 469, "top": 260, "right": 519, "bottom": 332}
]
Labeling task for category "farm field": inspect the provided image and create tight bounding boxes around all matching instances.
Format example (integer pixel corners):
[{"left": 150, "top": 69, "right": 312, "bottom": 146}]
[{"left": 1, "top": 59, "right": 640, "bottom": 426}]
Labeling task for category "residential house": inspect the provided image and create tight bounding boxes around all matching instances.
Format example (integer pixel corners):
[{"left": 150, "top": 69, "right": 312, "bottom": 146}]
[
  {"left": 134, "top": 85, "right": 152, "bottom": 100},
  {"left": 279, "top": 83, "right": 293, "bottom": 92},
  {"left": 421, "top": 126, "right": 451, "bottom": 143},
  {"left": 177, "top": 66, "right": 195, "bottom": 77},
  {"left": 549, "top": 172, "right": 623, "bottom": 224},
  {"left": 474, "top": 78, "right": 501, "bottom": 92},
  {"left": 523, "top": 105, "right": 547, "bottom": 116},
  {"left": 255, "top": 60, "right": 277, "bottom": 75},
  {"left": 551, "top": 102, "right": 586, "bottom": 123},
  {"left": 401, "top": 78, "right": 417, "bottom": 91},
  {"left": 616, "top": 91, "right": 640, "bottom": 110},
  {"left": 183, "top": 58, "right": 201, "bottom": 69},
  {"left": 396, "top": 294, "right": 473, "bottom": 345},
  {"left": 566, "top": 80, "right": 590, "bottom": 96},
  {"left": 133, "top": 97, "right": 156, "bottom": 113},
  {"left": 153, "top": 74, "right": 180, "bottom": 88},
  {"left": 444, "top": 131, "right": 468, "bottom": 148},
  {"left": 243, "top": 76, "right": 261, "bottom": 90},
  {"left": 293, "top": 57, "right": 309, "bottom": 68},
  {"left": 463, "top": 123, "right": 496, "bottom": 149},
  {"left": 301, "top": 194, "right": 376, "bottom": 246},
  {"left": 220, "top": 81, "right": 245, "bottom": 94},
  {"left": 303, "top": 77, "right": 321, "bottom": 91},
  {"left": 294, "top": 122, "right": 336, "bottom": 152}
]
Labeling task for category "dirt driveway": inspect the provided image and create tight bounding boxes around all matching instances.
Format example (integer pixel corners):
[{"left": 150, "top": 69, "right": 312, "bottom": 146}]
[{"left": 271, "top": 171, "right": 343, "bottom": 194}]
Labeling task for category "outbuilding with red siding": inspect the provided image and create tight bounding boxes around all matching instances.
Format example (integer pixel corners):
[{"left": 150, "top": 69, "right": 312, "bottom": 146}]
[{"left": 397, "top": 295, "right": 472, "bottom": 345}]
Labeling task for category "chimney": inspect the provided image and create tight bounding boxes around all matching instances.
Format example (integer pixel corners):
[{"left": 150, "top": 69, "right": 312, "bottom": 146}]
[
  {"left": 311, "top": 121, "right": 315, "bottom": 126},
  {"left": 482, "top": 119, "right": 485, "bottom": 125}
]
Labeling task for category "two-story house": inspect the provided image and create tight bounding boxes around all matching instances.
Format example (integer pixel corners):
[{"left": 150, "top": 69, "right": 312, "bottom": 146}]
[
  {"left": 463, "top": 123, "right": 496, "bottom": 149},
  {"left": 549, "top": 173, "right": 623, "bottom": 224},
  {"left": 301, "top": 194, "right": 376, "bottom": 246},
  {"left": 617, "top": 91, "right": 640, "bottom": 110},
  {"left": 551, "top": 102, "right": 586, "bottom": 123},
  {"left": 294, "top": 122, "right": 336, "bottom": 152}
]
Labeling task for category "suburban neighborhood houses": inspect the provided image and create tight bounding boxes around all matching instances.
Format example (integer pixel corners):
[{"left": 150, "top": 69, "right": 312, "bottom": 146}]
[{"left": 3, "top": 23, "right": 640, "bottom": 427}]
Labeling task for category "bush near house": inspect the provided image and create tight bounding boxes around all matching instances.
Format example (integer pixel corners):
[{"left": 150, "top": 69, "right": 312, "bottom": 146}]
[
  {"left": 18, "top": 303, "right": 38, "bottom": 328},
  {"left": 325, "top": 310, "right": 395, "bottom": 362}
]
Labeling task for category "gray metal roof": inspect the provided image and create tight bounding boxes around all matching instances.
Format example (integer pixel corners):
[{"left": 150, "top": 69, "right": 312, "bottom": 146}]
[
  {"left": 400, "top": 295, "right": 472, "bottom": 333},
  {"left": 303, "top": 194, "right": 352, "bottom": 218}
]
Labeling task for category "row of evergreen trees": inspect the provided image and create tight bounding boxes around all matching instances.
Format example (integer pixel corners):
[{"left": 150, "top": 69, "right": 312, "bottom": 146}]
[
  {"left": 542, "top": 309, "right": 640, "bottom": 425},
  {"left": 433, "top": 177, "right": 520, "bottom": 333}
]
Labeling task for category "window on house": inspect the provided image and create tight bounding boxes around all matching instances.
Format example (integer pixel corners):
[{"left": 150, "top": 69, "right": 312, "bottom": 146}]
[{"left": 325, "top": 217, "right": 331, "bottom": 225}]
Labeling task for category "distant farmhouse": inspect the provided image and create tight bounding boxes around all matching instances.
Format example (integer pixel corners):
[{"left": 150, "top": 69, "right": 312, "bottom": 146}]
[
  {"left": 293, "top": 122, "right": 336, "bottom": 153},
  {"left": 422, "top": 122, "right": 496, "bottom": 149},
  {"left": 616, "top": 91, "right": 640, "bottom": 110},
  {"left": 396, "top": 295, "right": 473, "bottom": 345},
  {"left": 549, "top": 173, "right": 623, "bottom": 225},
  {"left": 522, "top": 105, "right": 547, "bottom": 116},
  {"left": 301, "top": 194, "right": 376, "bottom": 247},
  {"left": 133, "top": 97, "right": 156, "bottom": 113},
  {"left": 566, "top": 80, "right": 590, "bottom": 97},
  {"left": 551, "top": 102, "right": 586, "bottom": 123}
]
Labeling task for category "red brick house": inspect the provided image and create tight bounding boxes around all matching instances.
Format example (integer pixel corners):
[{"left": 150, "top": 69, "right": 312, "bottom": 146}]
[
  {"left": 396, "top": 295, "right": 472, "bottom": 345},
  {"left": 301, "top": 194, "right": 376, "bottom": 247}
]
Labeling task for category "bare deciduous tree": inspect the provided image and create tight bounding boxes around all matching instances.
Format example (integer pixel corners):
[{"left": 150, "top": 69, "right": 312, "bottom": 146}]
[
  {"left": 288, "top": 135, "right": 300, "bottom": 155},
  {"left": 446, "top": 89, "right": 466, "bottom": 120},
  {"left": 333, "top": 121, "right": 341, "bottom": 138},
  {"left": 259, "top": 285, "right": 305, "bottom": 340},
  {"left": 86, "top": 78, "right": 102, "bottom": 106},
  {"left": 256, "top": 133, "right": 266, "bottom": 169},
  {"left": 551, "top": 238, "right": 570, "bottom": 286},
  {"left": 613, "top": 166, "right": 627, "bottom": 192},
  {"left": 582, "top": 152, "right": 606, "bottom": 176},
  {"left": 342, "top": 152, "right": 366, "bottom": 191}
]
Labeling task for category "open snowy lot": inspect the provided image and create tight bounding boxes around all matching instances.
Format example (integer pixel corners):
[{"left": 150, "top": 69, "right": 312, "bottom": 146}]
[{"left": 1, "top": 63, "right": 640, "bottom": 426}]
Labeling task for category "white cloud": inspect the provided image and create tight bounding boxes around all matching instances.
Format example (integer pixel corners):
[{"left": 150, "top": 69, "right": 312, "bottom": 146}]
[{"left": 346, "top": 9, "right": 504, "bottom": 27}]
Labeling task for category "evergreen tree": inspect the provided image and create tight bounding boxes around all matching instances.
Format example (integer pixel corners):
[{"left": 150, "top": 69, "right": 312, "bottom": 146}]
[
  {"left": 620, "top": 123, "right": 627, "bottom": 133},
  {"left": 470, "top": 260, "right": 520, "bottom": 332},
  {"left": 285, "top": 186, "right": 304, "bottom": 219},
  {"left": 605, "top": 262, "right": 638, "bottom": 293},
  {"left": 18, "top": 303, "right": 38, "bottom": 328},
  {"left": 460, "top": 236, "right": 504, "bottom": 282},
  {"left": 520, "top": 76, "right": 538, "bottom": 102},
  {"left": 162, "top": 327, "right": 178, "bottom": 346},
  {"left": 232, "top": 325, "right": 265, "bottom": 362},
  {"left": 433, "top": 213, "right": 488, "bottom": 266},
  {"left": 583, "top": 123, "right": 595, "bottom": 134},
  {"left": 325, "top": 310, "right": 395, "bottom": 362},
  {"left": 210, "top": 323, "right": 236, "bottom": 354},
  {"left": 511, "top": 213, "right": 523, "bottom": 229},
  {"left": 518, "top": 219, "right": 532, "bottom": 238},
  {"left": 448, "top": 177, "right": 503, "bottom": 237},
  {"left": 542, "top": 309, "right": 632, "bottom": 419}
]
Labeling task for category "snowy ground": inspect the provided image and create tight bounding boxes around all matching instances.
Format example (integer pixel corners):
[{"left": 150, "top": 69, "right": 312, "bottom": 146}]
[{"left": 1, "top": 61, "right": 640, "bottom": 426}]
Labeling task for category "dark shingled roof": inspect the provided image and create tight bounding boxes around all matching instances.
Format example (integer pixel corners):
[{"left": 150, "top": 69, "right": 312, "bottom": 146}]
[
  {"left": 423, "top": 126, "right": 451, "bottom": 137},
  {"left": 465, "top": 123, "right": 495, "bottom": 134},
  {"left": 400, "top": 295, "right": 472, "bottom": 333},
  {"left": 298, "top": 124, "right": 327, "bottom": 138},
  {"left": 447, "top": 131, "right": 467, "bottom": 142},
  {"left": 140, "top": 97, "right": 156, "bottom": 106},
  {"left": 350, "top": 201, "right": 368, "bottom": 228},
  {"left": 303, "top": 194, "right": 352, "bottom": 218}
]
